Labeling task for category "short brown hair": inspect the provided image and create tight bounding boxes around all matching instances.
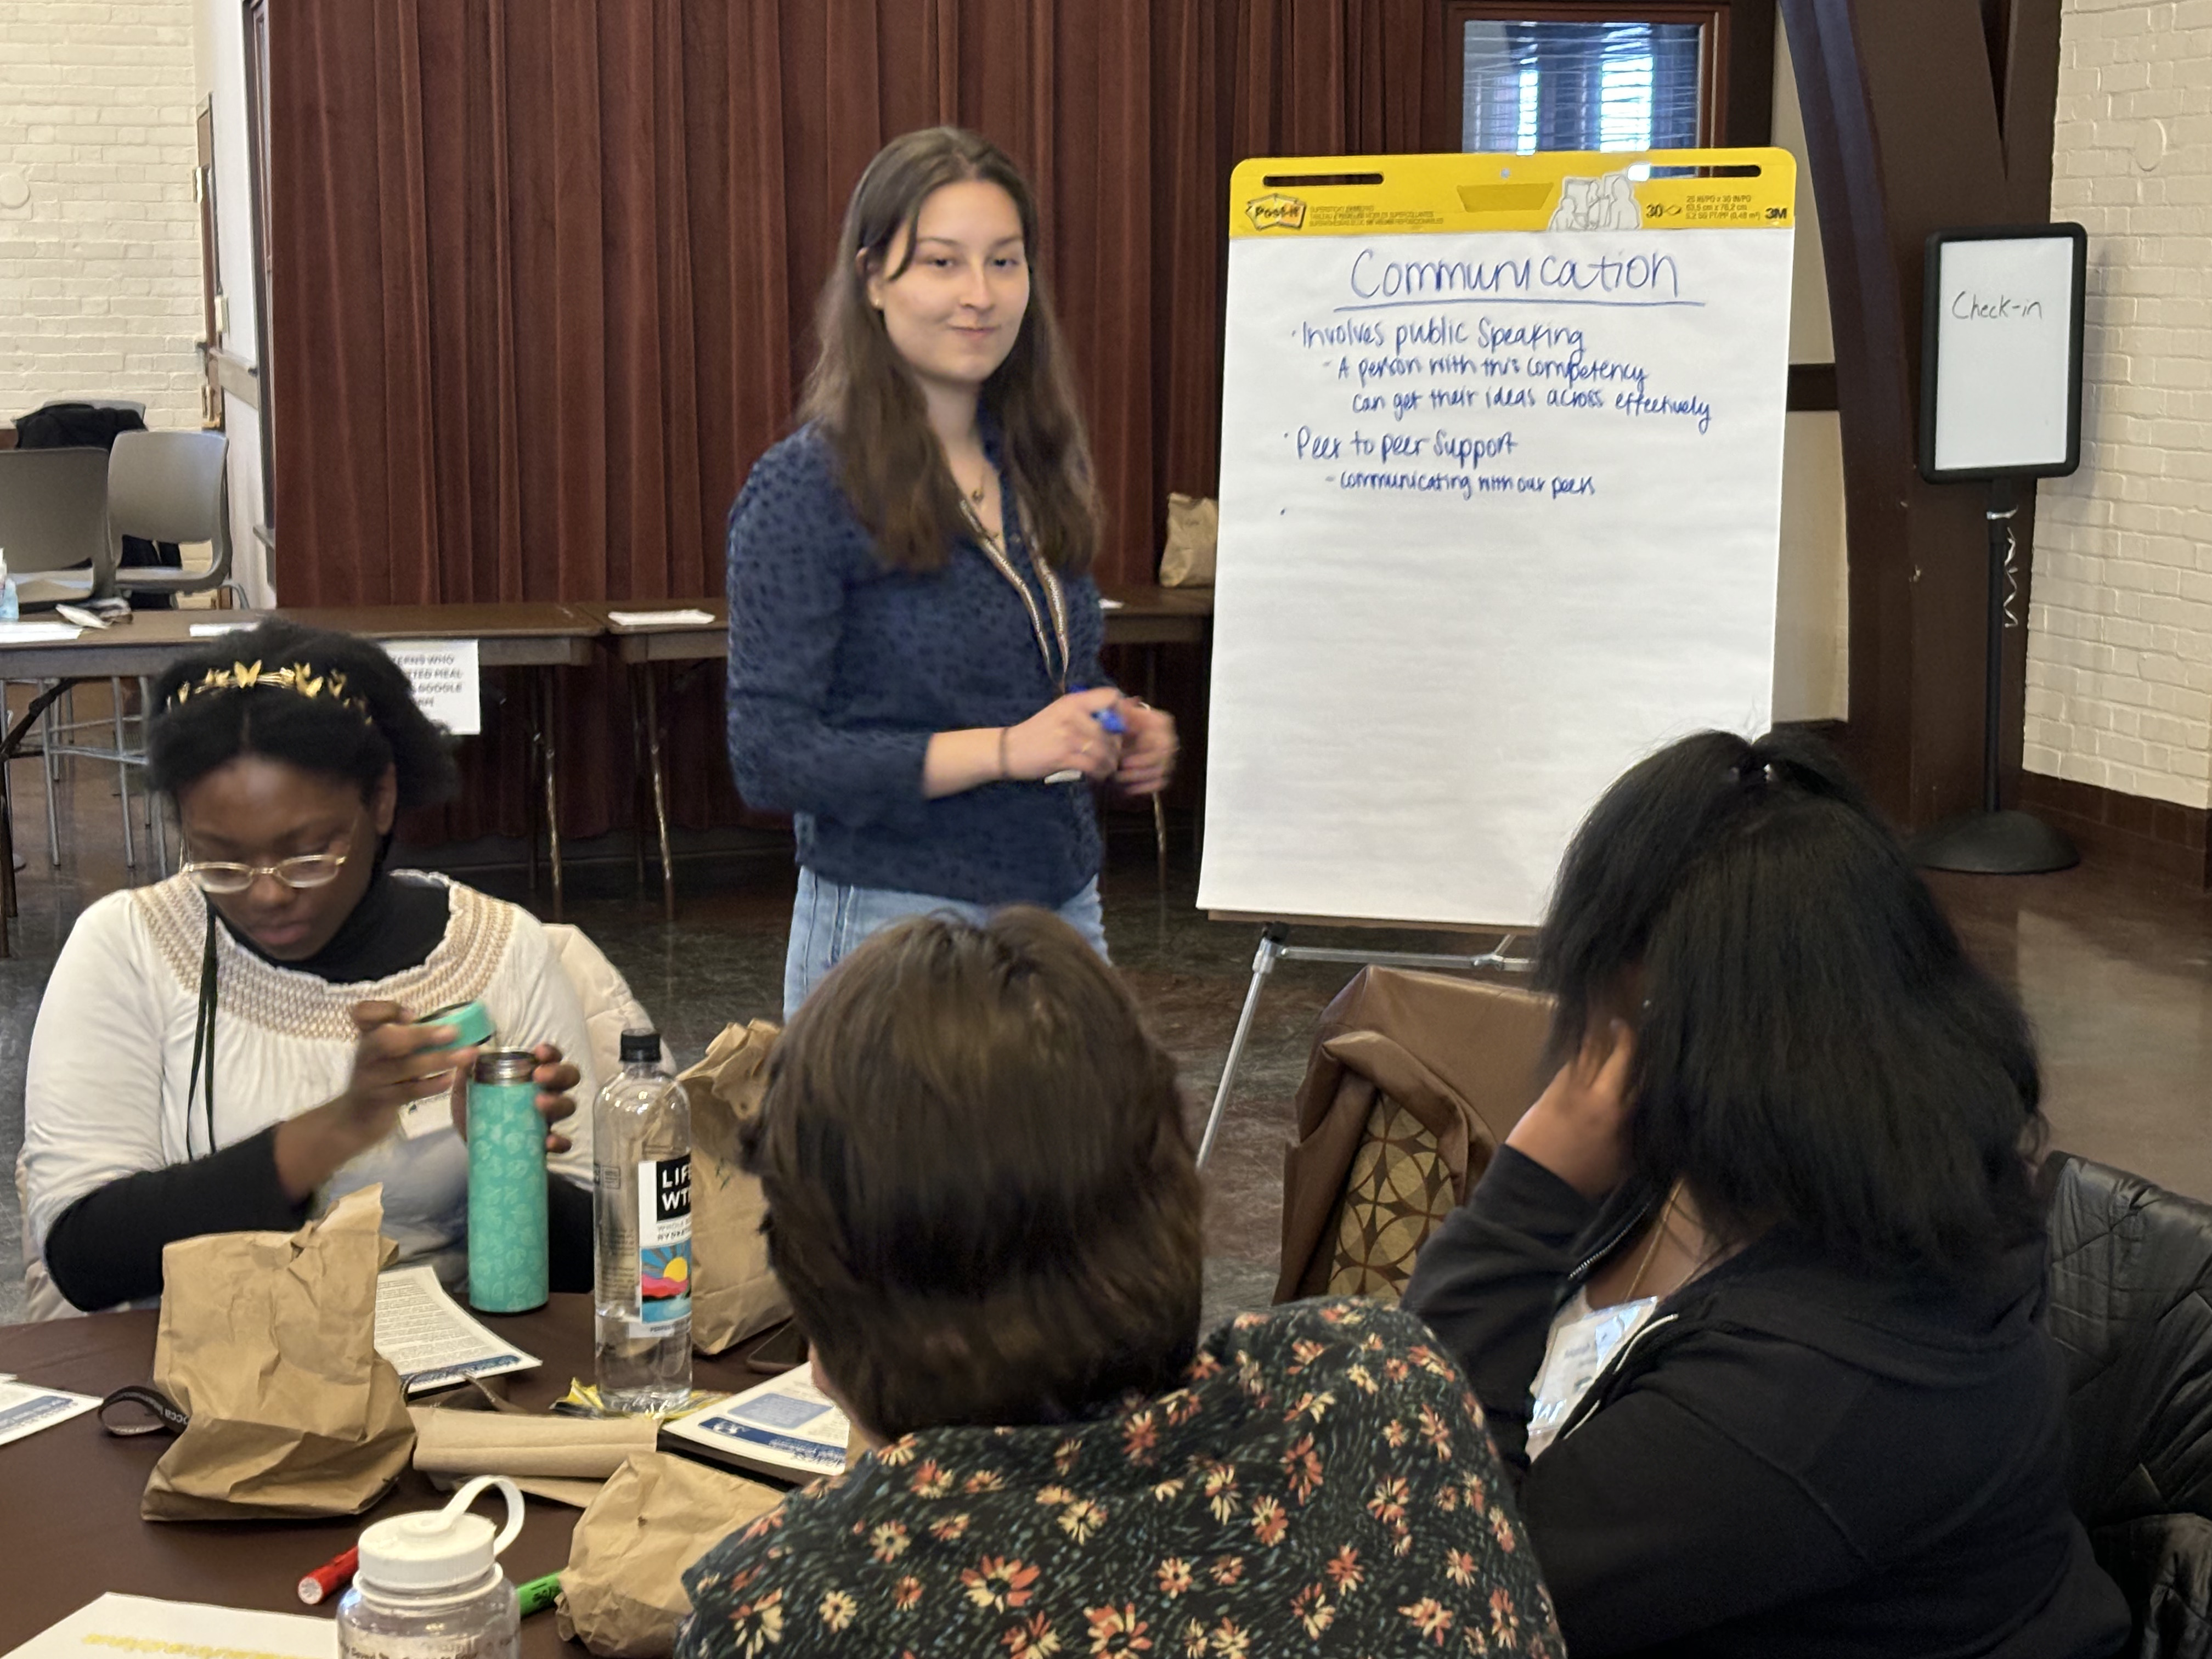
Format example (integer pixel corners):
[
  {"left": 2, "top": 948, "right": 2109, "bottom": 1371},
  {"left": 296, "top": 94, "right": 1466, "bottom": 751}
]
[
  {"left": 743, "top": 909, "right": 1200, "bottom": 1441},
  {"left": 800, "top": 126, "right": 1102, "bottom": 575}
]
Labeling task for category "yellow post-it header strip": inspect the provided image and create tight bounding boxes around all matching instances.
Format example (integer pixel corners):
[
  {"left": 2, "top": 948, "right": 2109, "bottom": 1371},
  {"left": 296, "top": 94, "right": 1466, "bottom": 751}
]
[{"left": 1228, "top": 149, "right": 1797, "bottom": 238}]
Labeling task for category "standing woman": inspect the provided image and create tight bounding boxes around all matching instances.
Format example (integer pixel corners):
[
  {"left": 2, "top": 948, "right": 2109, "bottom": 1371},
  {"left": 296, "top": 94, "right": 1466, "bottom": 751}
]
[{"left": 725, "top": 127, "right": 1176, "bottom": 1019}]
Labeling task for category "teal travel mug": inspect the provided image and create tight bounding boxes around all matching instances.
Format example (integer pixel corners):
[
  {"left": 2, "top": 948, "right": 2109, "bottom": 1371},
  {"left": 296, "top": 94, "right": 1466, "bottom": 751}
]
[{"left": 467, "top": 1049, "right": 547, "bottom": 1313}]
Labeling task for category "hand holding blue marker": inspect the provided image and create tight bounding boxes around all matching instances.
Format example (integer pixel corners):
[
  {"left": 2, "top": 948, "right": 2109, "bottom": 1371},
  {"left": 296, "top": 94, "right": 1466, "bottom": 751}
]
[{"left": 1043, "top": 685, "right": 1125, "bottom": 785}]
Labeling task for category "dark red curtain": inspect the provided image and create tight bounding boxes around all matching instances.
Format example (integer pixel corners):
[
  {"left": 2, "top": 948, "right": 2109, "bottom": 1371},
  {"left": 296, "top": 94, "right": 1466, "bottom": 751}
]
[{"left": 271, "top": 1, "right": 1446, "bottom": 838}]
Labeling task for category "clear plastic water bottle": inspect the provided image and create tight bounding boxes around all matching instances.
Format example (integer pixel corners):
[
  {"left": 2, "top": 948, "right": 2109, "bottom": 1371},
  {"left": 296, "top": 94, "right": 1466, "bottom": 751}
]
[
  {"left": 0, "top": 550, "right": 18, "bottom": 622},
  {"left": 594, "top": 1029, "right": 693, "bottom": 1412},
  {"left": 337, "top": 1476, "right": 524, "bottom": 1659}
]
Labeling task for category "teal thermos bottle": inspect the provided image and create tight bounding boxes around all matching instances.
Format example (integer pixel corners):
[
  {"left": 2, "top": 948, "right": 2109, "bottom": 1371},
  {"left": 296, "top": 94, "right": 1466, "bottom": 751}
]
[{"left": 467, "top": 1049, "right": 547, "bottom": 1312}]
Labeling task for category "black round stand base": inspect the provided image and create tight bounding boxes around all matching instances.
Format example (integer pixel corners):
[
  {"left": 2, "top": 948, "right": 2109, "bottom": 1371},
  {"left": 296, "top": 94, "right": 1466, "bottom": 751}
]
[{"left": 1909, "top": 809, "right": 2080, "bottom": 875}]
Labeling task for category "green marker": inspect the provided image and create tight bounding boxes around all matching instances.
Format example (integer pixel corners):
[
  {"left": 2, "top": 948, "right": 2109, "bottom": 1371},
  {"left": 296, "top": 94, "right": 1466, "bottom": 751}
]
[{"left": 516, "top": 1573, "right": 561, "bottom": 1617}]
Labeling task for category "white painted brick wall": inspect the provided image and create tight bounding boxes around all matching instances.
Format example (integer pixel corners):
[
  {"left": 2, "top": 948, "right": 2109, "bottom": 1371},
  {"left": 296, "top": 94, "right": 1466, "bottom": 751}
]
[
  {"left": 2027, "top": 0, "right": 2212, "bottom": 808},
  {"left": 0, "top": 0, "right": 203, "bottom": 434}
]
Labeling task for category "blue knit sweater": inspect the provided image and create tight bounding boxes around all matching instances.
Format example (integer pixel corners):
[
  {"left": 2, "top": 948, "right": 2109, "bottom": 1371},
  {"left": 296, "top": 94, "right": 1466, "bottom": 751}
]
[{"left": 724, "top": 426, "right": 1107, "bottom": 908}]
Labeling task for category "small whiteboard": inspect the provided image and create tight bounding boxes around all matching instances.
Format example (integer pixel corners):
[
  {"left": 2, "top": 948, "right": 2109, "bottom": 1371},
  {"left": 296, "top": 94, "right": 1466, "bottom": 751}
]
[
  {"left": 1919, "top": 224, "right": 2086, "bottom": 481},
  {"left": 1198, "top": 150, "right": 1796, "bottom": 930}
]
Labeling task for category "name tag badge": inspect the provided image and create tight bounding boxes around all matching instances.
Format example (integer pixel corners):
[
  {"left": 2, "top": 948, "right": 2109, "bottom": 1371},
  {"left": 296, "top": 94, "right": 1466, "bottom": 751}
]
[
  {"left": 1526, "top": 1294, "right": 1660, "bottom": 1460},
  {"left": 398, "top": 1096, "right": 456, "bottom": 1139}
]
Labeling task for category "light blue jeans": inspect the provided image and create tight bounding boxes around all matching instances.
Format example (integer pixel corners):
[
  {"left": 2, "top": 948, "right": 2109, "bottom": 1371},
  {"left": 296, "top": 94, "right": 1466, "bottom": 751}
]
[{"left": 782, "top": 868, "right": 1110, "bottom": 1022}]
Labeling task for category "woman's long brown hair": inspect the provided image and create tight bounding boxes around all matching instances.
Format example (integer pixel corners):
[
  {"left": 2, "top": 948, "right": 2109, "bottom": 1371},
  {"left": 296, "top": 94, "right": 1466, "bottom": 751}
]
[{"left": 801, "top": 127, "right": 1101, "bottom": 575}]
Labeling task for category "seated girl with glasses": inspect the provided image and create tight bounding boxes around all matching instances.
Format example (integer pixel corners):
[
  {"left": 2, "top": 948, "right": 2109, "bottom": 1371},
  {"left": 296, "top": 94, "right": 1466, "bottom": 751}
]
[{"left": 20, "top": 622, "right": 599, "bottom": 1317}]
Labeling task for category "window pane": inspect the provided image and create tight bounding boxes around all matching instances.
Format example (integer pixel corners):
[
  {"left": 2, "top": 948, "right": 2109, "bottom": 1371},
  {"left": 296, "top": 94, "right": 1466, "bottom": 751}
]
[{"left": 1462, "top": 20, "right": 1705, "bottom": 154}]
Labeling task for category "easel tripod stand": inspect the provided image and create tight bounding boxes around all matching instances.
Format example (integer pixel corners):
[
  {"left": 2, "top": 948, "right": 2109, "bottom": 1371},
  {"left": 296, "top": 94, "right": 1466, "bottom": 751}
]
[{"left": 1194, "top": 921, "right": 1533, "bottom": 1169}]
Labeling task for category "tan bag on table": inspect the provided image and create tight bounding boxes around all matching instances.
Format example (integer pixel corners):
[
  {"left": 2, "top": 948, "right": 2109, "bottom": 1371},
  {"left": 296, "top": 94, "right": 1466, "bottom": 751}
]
[
  {"left": 556, "top": 1452, "right": 785, "bottom": 1657},
  {"left": 680, "top": 1020, "right": 791, "bottom": 1355},
  {"left": 142, "top": 1186, "right": 415, "bottom": 1520},
  {"left": 1160, "top": 492, "right": 1218, "bottom": 587}
]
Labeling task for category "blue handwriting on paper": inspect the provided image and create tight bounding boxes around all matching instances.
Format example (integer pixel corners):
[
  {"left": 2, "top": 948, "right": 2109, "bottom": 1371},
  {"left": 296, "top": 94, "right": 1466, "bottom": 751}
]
[{"left": 1285, "top": 295, "right": 1720, "bottom": 505}]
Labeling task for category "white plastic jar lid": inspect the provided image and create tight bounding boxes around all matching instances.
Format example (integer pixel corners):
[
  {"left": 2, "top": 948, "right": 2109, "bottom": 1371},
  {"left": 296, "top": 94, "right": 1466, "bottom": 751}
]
[{"left": 357, "top": 1476, "right": 524, "bottom": 1594}]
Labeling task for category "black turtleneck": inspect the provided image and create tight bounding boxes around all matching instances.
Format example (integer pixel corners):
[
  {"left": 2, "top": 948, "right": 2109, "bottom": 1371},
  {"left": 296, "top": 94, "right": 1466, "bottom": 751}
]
[{"left": 221, "top": 865, "right": 451, "bottom": 983}]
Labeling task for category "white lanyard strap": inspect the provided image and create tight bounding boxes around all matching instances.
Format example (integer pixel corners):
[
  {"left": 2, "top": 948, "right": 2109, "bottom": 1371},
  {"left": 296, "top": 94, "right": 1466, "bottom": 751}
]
[{"left": 969, "top": 500, "right": 1070, "bottom": 696}]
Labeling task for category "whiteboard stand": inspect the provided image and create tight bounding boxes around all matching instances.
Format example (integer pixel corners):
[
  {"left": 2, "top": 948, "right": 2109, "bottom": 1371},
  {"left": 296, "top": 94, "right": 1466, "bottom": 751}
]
[
  {"left": 1194, "top": 923, "right": 1532, "bottom": 1169},
  {"left": 1910, "top": 223, "right": 2087, "bottom": 876}
]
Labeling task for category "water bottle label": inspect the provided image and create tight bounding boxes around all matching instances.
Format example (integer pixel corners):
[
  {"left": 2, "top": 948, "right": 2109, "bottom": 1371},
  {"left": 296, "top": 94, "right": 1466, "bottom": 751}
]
[{"left": 635, "top": 1154, "right": 692, "bottom": 1324}]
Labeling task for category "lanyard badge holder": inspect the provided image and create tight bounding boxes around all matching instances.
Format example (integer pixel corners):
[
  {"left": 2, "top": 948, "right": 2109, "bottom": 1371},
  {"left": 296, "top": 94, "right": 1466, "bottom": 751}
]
[
  {"left": 968, "top": 496, "right": 1096, "bottom": 789},
  {"left": 1526, "top": 1184, "right": 1701, "bottom": 1460},
  {"left": 1524, "top": 1295, "right": 1661, "bottom": 1460}
]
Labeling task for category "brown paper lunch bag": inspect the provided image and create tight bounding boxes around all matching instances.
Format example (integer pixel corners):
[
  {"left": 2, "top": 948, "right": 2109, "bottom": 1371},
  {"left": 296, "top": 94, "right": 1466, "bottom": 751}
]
[
  {"left": 557, "top": 1451, "right": 785, "bottom": 1657},
  {"left": 680, "top": 1020, "right": 792, "bottom": 1355},
  {"left": 1160, "top": 492, "right": 1218, "bottom": 588},
  {"left": 141, "top": 1184, "right": 416, "bottom": 1520}
]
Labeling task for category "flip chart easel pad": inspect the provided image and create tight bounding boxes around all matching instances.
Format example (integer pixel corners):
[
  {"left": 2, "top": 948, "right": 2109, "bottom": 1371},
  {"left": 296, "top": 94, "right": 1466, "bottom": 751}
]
[{"left": 1199, "top": 150, "right": 1795, "bottom": 929}]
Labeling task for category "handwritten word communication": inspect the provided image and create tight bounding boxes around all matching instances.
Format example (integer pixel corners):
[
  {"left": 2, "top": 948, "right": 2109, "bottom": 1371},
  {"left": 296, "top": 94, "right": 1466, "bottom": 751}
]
[{"left": 1345, "top": 246, "right": 1688, "bottom": 306}]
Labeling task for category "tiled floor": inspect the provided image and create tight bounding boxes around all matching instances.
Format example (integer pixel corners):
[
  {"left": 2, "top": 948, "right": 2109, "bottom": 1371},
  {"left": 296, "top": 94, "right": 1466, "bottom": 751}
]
[{"left": 4, "top": 737, "right": 2210, "bottom": 1328}]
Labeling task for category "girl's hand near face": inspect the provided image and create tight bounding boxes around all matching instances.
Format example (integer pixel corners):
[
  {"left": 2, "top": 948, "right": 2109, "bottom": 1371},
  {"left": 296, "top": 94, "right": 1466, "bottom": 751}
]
[{"left": 1505, "top": 1019, "right": 1638, "bottom": 1200}]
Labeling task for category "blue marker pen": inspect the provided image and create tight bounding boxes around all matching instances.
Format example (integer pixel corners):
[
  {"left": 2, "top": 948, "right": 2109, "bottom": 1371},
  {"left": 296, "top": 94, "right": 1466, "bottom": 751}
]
[
  {"left": 1073, "top": 684, "right": 1127, "bottom": 736},
  {"left": 1044, "top": 687, "right": 1124, "bottom": 783}
]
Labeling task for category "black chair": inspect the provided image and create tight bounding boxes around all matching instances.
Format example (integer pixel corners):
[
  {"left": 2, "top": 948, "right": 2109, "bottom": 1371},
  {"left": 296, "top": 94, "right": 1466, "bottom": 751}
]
[{"left": 2045, "top": 1153, "right": 2212, "bottom": 1658}]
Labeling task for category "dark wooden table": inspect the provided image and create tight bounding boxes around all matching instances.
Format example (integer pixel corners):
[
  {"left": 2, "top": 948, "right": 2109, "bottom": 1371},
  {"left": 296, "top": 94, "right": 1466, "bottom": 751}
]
[
  {"left": 0, "top": 605, "right": 603, "bottom": 950},
  {"left": 0, "top": 611, "right": 257, "bottom": 946},
  {"left": 580, "top": 586, "right": 1215, "bottom": 918},
  {"left": 0, "top": 1298, "right": 766, "bottom": 1657}
]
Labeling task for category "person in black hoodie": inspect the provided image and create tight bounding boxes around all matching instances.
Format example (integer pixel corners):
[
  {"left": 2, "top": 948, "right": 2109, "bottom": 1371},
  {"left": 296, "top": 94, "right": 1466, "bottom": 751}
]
[{"left": 1403, "top": 729, "right": 2129, "bottom": 1659}]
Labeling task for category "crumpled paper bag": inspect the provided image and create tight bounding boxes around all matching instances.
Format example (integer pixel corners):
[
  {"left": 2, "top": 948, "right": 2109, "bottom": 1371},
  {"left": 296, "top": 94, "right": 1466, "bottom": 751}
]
[
  {"left": 1160, "top": 492, "right": 1217, "bottom": 587},
  {"left": 143, "top": 1186, "right": 415, "bottom": 1520},
  {"left": 680, "top": 1021, "right": 789, "bottom": 1355},
  {"left": 557, "top": 1452, "right": 785, "bottom": 1656}
]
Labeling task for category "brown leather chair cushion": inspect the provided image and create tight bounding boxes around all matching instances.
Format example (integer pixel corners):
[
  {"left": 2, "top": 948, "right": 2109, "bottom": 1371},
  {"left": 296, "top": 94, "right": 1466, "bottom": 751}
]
[{"left": 1276, "top": 968, "right": 1553, "bottom": 1304}]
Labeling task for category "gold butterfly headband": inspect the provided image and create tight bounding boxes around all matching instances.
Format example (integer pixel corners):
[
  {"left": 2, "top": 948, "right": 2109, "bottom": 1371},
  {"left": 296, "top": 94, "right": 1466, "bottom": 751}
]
[{"left": 166, "top": 660, "right": 372, "bottom": 720}]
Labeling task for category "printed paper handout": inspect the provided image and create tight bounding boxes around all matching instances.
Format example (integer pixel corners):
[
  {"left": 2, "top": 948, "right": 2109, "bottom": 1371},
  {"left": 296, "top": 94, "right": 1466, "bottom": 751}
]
[
  {"left": 0, "top": 1379, "right": 101, "bottom": 1448},
  {"left": 662, "top": 1370, "right": 850, "bottom": 1482},
  {"left": 373, "top": 1263, "right": 541, "bottom": 1395},
  {"left": 378, "top": 638, "right": 482, "bottom": 736}
]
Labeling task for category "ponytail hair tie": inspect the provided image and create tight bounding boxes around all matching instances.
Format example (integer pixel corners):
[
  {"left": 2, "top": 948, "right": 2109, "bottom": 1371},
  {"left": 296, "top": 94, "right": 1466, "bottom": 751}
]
[{"left": 1734, "top": 747, "right": 1780, "bottom": 788}]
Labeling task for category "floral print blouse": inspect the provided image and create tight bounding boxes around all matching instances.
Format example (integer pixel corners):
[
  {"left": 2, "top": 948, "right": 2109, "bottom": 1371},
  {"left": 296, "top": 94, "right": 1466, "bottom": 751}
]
[{"left": 678, "top": 1299, "right": 1561, "bottom": 1658}]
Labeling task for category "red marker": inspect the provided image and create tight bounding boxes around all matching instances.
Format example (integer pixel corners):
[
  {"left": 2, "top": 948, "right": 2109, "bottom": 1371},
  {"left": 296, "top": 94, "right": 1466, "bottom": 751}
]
[{"left": 298, "top": 1546, "right": 360, "bottom": 1606}]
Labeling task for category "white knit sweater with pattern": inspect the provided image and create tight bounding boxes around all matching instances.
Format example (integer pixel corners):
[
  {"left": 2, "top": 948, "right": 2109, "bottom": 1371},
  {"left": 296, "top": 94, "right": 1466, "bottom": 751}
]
[{"left": 21, "top": 870, "right": 597, "bottom": 1300}]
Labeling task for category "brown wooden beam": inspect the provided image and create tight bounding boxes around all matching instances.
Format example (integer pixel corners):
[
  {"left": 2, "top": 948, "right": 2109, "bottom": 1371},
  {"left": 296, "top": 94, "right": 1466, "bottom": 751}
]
[{"left": 1777, "top": 0, "right": 2062, "bottom": 829}]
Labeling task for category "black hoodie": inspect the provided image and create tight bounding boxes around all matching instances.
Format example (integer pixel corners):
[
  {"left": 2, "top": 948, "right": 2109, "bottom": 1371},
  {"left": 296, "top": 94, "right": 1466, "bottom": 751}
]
[{"left": 1404, "top": 1147, "right": 2130, "bottom": 1659}]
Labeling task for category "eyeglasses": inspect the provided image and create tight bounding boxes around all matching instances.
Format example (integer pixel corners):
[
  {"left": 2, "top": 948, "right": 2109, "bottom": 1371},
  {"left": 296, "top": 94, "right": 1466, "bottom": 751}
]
[{"left": 180, "top": 849, "right": 351, "bottom": 895}]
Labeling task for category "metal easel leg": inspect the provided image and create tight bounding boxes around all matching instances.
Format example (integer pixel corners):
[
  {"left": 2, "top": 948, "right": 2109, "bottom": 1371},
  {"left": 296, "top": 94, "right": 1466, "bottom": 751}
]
[
  {"left": 143, "top": 678, "right": 165, "bottom": 874},
  {"left": 112, "top": 678, "right": 136, "bottom": 872},
  {"left": 1197, "top": 924, "right": 1287, "bottom": 1169},
  {"left": 628, "top": 667, "right": 648, "bottom": 895},
  {"left": 41, "top": 692, "right": 61, "bottom": 867},
  {"left": 538, "top": 668, "right": 565, "bottom": 923},
  {"left": 1, "top": 731, "right": 15, "bottom": 946},
  {"left": 524, "top": 678, "right": 541, "bottom": 899},
  {"left": 643, "top": 664, "right": 675, "bottom": 922},
  {"left": 1195, "top": 926, "right": 1534, "bottom": 1171}
]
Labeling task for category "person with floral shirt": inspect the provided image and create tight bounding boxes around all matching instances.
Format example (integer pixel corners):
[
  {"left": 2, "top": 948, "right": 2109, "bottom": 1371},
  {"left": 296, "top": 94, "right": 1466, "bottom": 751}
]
[{"left": 678, "top": 909, "right": 1560, "bottom": 1658}]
